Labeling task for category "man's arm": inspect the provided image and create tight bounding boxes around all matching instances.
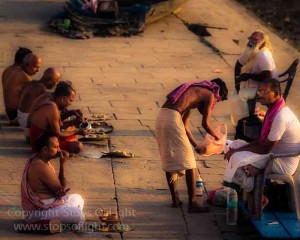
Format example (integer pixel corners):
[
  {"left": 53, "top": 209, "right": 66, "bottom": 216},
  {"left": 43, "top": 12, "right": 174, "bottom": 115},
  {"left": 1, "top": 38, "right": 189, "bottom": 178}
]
[
  {"left": 60, "top": 109, "right": 84, "bottom": 129},
  {"left": 2, "top": 68, "right": 8, "bottom": 86},
  {"left": 48, "top": 105, "right": 82, "bottom": 138},
  {"left": 200, "top": 94, "right": 221, "bottom": 140},
  {"left": 237, "top": 70, "right": 272, "bottom": 83},
  {"left": 224, "top": 139, "right": 278, "bottom": 160},
  {"left": 61, "top": 109, "right": 83, "bottom": 121},
  {"left": 58, "top": 150, "right": 69, "bottom": 188},
  {"left": 182, "top": 110, "right": 198, "bottom": 148},
  {"left": 234, "top": 61, "right": 242, "bottom": 93}
]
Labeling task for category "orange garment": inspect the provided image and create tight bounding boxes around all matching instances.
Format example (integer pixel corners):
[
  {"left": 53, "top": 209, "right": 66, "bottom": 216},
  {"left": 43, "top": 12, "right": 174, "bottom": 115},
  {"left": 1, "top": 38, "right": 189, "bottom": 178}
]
[{"left": 30, "top": 124, "right": 78, "bottom": 152}]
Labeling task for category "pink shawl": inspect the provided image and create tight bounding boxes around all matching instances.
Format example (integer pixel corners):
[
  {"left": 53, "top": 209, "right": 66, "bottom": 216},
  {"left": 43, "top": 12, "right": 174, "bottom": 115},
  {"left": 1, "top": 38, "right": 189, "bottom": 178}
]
[
  {"left": 259, "top": 97, "right": 285, "bottom": 144},
  {"left": 21, "top": 154, "right": 63, "bottom": 211},
  {"left": 167, "top": 81, "right": 220, "bottom": 109}
]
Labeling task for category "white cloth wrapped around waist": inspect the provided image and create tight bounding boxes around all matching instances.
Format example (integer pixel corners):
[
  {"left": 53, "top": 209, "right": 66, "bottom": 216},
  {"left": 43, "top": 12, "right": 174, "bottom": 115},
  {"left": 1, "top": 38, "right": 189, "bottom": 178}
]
[
  {"left": 223, "top": 140, "right": 300, "bottom": 192},
  {"left": 155, "top": 108, "right": 196, "bottom": 173},
  {"left": 17, "top": 109, "right": 29, "bottom": 129}
]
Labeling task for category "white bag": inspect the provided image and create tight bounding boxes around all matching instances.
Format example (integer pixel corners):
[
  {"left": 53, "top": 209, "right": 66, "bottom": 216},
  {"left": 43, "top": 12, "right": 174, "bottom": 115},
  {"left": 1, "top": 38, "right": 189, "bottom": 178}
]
[{"left": 198, "top": 124, "right": 227, "bottom": 157}]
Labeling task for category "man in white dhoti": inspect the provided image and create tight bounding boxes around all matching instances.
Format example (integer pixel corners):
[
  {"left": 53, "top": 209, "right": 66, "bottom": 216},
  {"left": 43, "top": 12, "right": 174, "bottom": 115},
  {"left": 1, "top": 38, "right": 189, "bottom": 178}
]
[
  {"left": 155, "top": 79, "right": 228, "bottom": 213},
  {"left": 21, "top": 131, "right": 85, "bottom": 225},
  {"left": 231, "top": 30, "right": 278, "bottom": 126},
  {"left": 224, "top": 78, "right": 300, "bottom": 206}
]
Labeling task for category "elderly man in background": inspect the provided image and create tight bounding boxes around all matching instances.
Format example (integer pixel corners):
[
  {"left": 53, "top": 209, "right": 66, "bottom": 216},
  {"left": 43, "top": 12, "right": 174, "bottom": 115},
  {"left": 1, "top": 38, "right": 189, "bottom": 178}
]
[
  {"left": 17, "top": 68, "right": 61, "bottom": 129},
  {"left": 231, "top": 30, "right": 278, "bottom": 127},
  {"left": 3, "top": 53, "right": 41, "bottom": 124},
  {"left": 21, "top": 131, "right": 85, "bottom": 225}
]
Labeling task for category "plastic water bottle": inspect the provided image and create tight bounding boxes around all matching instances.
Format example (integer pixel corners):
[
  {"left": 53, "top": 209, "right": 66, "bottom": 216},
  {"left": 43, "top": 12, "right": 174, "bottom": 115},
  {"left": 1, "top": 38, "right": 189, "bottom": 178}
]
[
  {"left": 195, "top": 175, "right": 203, "bottom": 196},
  {"left": 227, "top": 188, "right": 238, "bottom": 225}
]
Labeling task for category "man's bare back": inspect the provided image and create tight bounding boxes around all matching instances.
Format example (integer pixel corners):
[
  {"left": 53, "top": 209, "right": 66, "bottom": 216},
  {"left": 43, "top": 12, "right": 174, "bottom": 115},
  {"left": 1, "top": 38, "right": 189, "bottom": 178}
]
[
  {"left": 4, "top": 67, "right": 31, "bottom": 110},
  {"left": 30, "top": 96, "right": 60, "bottom": 130},
  {"left": 18, "top": 81, "right": 46, "bottom": 113},
  {"left": 2, "top": 65, "right": 19, "bottom": 89},
  {"left": 162, "top": 87, "right": 214, "bottom": 115}
]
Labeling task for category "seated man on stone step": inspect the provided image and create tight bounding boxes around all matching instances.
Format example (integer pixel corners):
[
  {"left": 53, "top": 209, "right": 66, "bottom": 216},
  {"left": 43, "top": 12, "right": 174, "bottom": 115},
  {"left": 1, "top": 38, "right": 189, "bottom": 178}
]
[
  {"left": 21, "top": 131, "right": 85, "bottom": 226},
  {"left": 28, "top": 81, "right": 90, "bottom": 154},
  {"left": 3, "top": 53, "right": 41, "bottom": 125},
  {"left": 17, "top": 68, "right": 61, "bottom": 129}
]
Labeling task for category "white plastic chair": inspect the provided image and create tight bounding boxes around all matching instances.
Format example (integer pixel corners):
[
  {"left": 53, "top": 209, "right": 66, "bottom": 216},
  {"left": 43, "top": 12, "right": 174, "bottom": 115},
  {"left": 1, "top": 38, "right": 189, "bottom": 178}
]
[{"left": 248, "top": 151, "right": 300, "bottom": 220}]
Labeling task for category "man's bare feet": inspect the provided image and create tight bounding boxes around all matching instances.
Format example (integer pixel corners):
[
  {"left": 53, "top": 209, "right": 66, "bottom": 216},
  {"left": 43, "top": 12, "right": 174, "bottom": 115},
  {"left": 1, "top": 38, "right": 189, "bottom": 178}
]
[
  {"left": 171, "top": 199, "right": 183, "bottom": 208},
  {"left": 171, "top": 191, "right": 183, "bottom": 208},
  {"left": 188, "top": 202, "right": 210, "bottom": 213}
]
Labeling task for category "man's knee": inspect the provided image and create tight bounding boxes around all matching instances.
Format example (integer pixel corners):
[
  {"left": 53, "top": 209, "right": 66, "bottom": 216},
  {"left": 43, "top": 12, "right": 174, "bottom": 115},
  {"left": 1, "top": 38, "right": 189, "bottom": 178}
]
[
  {"left": 68, "top": 141, "right": 83, "bottom": 154},
  {"left": 67, "top": 194, "right": 84, "bottom": 210}
]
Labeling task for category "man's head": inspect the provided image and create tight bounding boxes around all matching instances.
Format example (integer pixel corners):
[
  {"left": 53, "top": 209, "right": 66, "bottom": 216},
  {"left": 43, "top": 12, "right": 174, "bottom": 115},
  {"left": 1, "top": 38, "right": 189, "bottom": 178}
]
[
  {"left": 247, "top": 31, "right": 266, "bottom": 49},
  {"left": 211, "top": 78, "right": 228, "bottom": 101},
  {"left": 53, "top": 81, "right": 76, "bottom": 110},
  {"left": 22, "top": 53, "right": 42, "bottom": 76},
  {"left": 36, "top": 131, "right": 60, "bottom": 159},
  {"left": 258, "top": 78, "right": 281, "bottom": 107},
  {"left": 41, "top": 68, "right": 61, "bottom": 90},
  {"left": 239, "top": 30, "right": 273, "bottom": 67},
  {"left": 14, "top": 47, "right": 32, "bottom": 65}
]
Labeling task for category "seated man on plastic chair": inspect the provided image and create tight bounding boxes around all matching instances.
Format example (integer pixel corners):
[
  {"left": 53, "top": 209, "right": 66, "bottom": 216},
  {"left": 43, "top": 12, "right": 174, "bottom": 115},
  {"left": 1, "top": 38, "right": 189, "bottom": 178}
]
[
  {"left": 224, "top": 78, "right": 300, "bottom": 210},
  {"left": 231, "top": 30, "right": 278, "bottom": 127}
]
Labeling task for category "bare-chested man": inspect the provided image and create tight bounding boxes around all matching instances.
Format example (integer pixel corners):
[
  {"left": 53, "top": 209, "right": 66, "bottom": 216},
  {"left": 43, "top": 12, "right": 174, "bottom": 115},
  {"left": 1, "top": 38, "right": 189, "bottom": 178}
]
[
  {"left": 21, "top": 131, "right": 85, "bottom": 225},
  {"left": 28, "top": 81, "right": 89, "bottom": 154},
  {"left": 155, "top": 79, "right": 228, "bottom": 213},
  {"left": 3, "top": 53, "right": 41, "bottom": 123},
  {"left": 17, "top": 68, "right": 61, "bottom": 129},
  {"left": 2, "top": 47, "right": 32, "bottom": 90}
]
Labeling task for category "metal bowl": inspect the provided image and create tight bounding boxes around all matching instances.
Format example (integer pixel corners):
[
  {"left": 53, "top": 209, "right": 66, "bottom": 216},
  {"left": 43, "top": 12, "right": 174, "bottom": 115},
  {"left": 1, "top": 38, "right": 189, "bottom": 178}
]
[{"left": 79, "top": 122, "right": 92, "bottom": 130}]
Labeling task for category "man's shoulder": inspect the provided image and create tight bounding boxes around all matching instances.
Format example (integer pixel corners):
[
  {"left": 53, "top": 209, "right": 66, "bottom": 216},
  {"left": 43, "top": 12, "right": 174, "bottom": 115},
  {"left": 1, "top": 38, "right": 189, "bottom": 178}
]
[
  {"left": 9, "top": 68, "right": 30, "bottom": 83},
  {"left": 258, "top": 48, "right": 273, "bottom": 58},
  {"left": 29, "top": 160, "right": 56, "bottom": 180},
  {"left": 276, "top": 106, "right": 298, "bottom": 120},
  {"left": 31, "top": 95, "right": 57, "bottom": 113},
  {"left": 30, "top": 158, "right": 49, "bottom": 171},
  {"left": 26, "top": 81, "right": 45, "bottom": 92},
  {"left": 2, "top": 65, "right": 14, "bottom": 76}
]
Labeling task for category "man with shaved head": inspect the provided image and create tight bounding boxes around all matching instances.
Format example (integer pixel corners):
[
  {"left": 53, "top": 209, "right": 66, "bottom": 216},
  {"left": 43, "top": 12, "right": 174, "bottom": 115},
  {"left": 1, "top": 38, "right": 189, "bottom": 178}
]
[
  {"left": 18, "top": 68, "right": 61, "bottom": 129},
  {"left": 3, "top": 53, "right": 42, "bottom": 124},
  {"left": 2, "top": 47, "right": 32, "bottom": 90}
]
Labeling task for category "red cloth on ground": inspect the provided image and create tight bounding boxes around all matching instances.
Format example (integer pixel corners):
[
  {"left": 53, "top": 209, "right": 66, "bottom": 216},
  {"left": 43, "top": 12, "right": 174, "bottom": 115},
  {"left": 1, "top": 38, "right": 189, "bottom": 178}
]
[{"left": 30, "top": 124, "right": 78, "bottom": 152}]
